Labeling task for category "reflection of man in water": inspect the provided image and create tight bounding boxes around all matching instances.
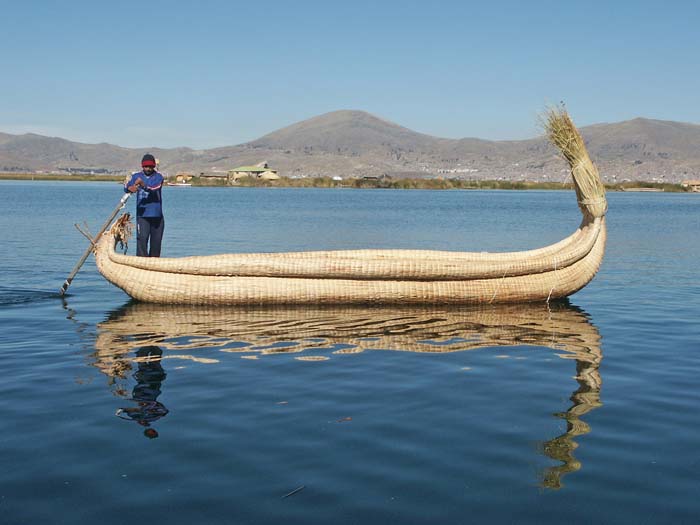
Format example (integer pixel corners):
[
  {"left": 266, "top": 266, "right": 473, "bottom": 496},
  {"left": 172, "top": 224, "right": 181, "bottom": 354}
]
[{"left": 115, "top": 346, "right": 169, "bottom": 439}]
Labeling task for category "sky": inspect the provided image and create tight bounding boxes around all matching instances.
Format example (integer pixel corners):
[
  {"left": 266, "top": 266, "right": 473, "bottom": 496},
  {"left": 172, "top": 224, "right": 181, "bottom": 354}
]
[{"left": 2, "top": 0, "right": 699, "bottom": 149}]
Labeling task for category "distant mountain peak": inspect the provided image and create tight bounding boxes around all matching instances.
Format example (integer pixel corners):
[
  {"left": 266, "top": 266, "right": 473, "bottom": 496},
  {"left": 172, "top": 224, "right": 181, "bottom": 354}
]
[
  {"left": 309, "top": 109, "right": 404, "bottom": 126},
  {"left": 247, "top": 109, "right": 434, "bottom": 153},
  {"left": 262, "top": 109, "right": 409, "bottom": 133},
  {"left": 316, "top": 109, "right": 377, "bottom": 118}
]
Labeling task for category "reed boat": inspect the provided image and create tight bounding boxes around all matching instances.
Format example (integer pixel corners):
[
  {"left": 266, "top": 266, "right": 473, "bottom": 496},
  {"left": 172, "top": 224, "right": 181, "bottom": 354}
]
[{"left": 94, "top": 109, "right": 608, "bottom": 305}]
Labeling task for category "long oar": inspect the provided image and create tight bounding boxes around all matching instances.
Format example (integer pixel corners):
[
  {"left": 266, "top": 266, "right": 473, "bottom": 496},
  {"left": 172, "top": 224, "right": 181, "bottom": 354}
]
[{"left": 59, "top": 192, "right": 132, "bottom": 295}]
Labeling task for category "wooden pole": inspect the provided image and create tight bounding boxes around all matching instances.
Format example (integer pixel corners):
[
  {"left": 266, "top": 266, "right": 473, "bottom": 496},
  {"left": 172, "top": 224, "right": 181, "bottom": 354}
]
[{"left": 59, "top": 192, "right": 131, "bottom": 295}]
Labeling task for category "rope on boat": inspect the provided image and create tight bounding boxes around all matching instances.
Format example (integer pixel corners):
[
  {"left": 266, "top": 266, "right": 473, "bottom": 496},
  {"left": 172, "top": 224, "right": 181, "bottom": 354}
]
[
  {"left": 546, "top": 257, "right": 559, "bottom": 304},
  {"left": 489, "top": 266, "right": 511, "bottom": 304}
]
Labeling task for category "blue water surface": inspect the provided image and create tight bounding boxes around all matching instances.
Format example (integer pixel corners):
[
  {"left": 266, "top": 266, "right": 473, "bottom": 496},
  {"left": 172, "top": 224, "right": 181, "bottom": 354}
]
[{"left": 0, "top": 181, "right": 698, "bottom": 524}]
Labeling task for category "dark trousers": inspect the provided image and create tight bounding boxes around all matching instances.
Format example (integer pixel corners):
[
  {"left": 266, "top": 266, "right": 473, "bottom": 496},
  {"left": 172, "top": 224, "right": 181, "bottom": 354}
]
[{"left": 136, "top": 216, "right": 165, "bottom": 257}]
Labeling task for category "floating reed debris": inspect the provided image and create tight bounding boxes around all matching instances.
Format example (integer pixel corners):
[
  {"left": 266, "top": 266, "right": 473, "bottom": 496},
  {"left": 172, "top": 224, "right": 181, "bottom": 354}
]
[{"left": 282, "top": 485, "right": 306, "bottom": 499}]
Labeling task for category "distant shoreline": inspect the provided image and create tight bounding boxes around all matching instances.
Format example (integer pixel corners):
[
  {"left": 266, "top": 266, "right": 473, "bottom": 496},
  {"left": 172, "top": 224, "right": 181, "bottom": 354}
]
[{"left": 0, "top": 172, "right": 689, "bottom": 192}]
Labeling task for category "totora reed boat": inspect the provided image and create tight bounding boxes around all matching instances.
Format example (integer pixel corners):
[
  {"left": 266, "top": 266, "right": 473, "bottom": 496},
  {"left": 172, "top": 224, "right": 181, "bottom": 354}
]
[{"left": 94, "top": 108, "right": 608, "bottom": 305}]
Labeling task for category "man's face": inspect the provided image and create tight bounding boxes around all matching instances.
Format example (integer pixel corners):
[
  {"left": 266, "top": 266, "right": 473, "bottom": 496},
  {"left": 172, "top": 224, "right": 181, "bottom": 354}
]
[{"left": 143, "top": 165, "right": 155, "bottom": 174}]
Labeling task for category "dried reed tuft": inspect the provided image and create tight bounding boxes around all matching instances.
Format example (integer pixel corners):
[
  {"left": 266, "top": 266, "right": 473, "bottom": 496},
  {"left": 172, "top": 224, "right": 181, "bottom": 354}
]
[{"left": 544, "top": 106, "right": 607, "bottom": 218}]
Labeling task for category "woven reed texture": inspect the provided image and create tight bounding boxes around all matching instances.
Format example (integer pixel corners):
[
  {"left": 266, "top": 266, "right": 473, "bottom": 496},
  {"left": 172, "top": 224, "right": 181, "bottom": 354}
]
[
  {"left": 94, "top": 220, "right": 605, "bottom": 305},
  {"left": 107, "top": 218, "right": 600, "bottom": 280}
]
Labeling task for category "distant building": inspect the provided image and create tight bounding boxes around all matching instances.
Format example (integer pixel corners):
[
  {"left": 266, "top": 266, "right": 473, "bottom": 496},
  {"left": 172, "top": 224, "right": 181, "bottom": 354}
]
[
  {"left": 681, "top": 180, "right": 700, "bottom": 192},
  {"left": 228, "top": 162, "right": 279, "bottom": 182},
  {"left": 363, "top": 174, "right": 392, "bottom": 181},
  {"left": 199, "top": 172, "right": 228, "bottom": 181}
]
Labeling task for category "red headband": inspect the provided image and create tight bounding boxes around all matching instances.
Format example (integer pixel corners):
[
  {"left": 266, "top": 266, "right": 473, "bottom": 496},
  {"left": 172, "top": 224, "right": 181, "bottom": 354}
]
[{"left": 142, "top": 160, "right": 156, "bottom": 167}]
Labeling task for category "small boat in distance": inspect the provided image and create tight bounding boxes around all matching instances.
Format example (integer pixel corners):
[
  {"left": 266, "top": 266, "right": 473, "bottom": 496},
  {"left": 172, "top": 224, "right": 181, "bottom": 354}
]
[
  {"left": 620, "top": 187, "right": 663, "bottom": 192},
  {"left": 166, "top": 182, "right": 192, "bottom": 187}
]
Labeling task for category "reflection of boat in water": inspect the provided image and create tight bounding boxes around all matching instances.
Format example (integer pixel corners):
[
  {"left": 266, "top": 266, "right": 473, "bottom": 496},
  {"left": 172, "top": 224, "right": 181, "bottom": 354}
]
[
  {"left": 93, "top": 110, "right": 607, "bottom": 305},
  {"left": 94, "top": 301, "right": 601, "bottom": 359},
  {"left": 92, "top": 300, "right": 602, "bottom": 487}
]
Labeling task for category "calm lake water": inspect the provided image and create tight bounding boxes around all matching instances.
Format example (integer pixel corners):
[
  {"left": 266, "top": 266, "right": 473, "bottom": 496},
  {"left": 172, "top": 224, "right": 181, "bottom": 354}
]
[{"left": 1, "top": 181, "right": 698, "bottom": 524}]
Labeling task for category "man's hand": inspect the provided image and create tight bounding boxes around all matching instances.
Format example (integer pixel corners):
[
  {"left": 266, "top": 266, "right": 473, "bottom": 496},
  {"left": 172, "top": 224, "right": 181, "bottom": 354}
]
[{"left": 128, "top": 178, "right": 145, "bottom": 192}]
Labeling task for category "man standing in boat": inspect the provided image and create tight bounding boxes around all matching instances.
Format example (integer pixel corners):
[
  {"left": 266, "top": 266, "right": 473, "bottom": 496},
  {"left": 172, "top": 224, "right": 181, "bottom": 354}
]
[{"left": 125, "top": 154, "right": 165, "bottom": 257}]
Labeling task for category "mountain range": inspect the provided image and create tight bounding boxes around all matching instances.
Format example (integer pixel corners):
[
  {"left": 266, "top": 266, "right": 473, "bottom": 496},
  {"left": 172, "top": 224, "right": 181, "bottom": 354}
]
[{"left": 2, "top": 110, "right": 699, "bottom": 182}]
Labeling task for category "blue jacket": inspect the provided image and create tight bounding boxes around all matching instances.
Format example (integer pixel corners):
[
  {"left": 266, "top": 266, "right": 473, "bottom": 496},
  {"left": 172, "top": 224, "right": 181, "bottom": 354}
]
[{"left": 124, "top": 171, "right": 164, "bottom": 218}]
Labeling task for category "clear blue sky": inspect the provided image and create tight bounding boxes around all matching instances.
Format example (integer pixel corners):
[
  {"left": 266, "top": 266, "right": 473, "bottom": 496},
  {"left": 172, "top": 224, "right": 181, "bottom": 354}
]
[{"left": 2, "top": 0, "right": 698, "bottom": 148}]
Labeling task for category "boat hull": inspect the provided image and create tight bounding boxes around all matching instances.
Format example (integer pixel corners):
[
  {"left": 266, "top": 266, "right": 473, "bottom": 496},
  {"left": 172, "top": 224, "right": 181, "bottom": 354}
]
[{"left": 94, "top": 219, "right": 606, "bottom": 305}]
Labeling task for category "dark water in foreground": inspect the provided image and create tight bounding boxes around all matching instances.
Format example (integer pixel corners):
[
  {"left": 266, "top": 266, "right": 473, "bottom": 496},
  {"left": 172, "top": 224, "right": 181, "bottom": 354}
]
[{"left": 0, "top": 181, "right": 698, "bottom": 524}]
